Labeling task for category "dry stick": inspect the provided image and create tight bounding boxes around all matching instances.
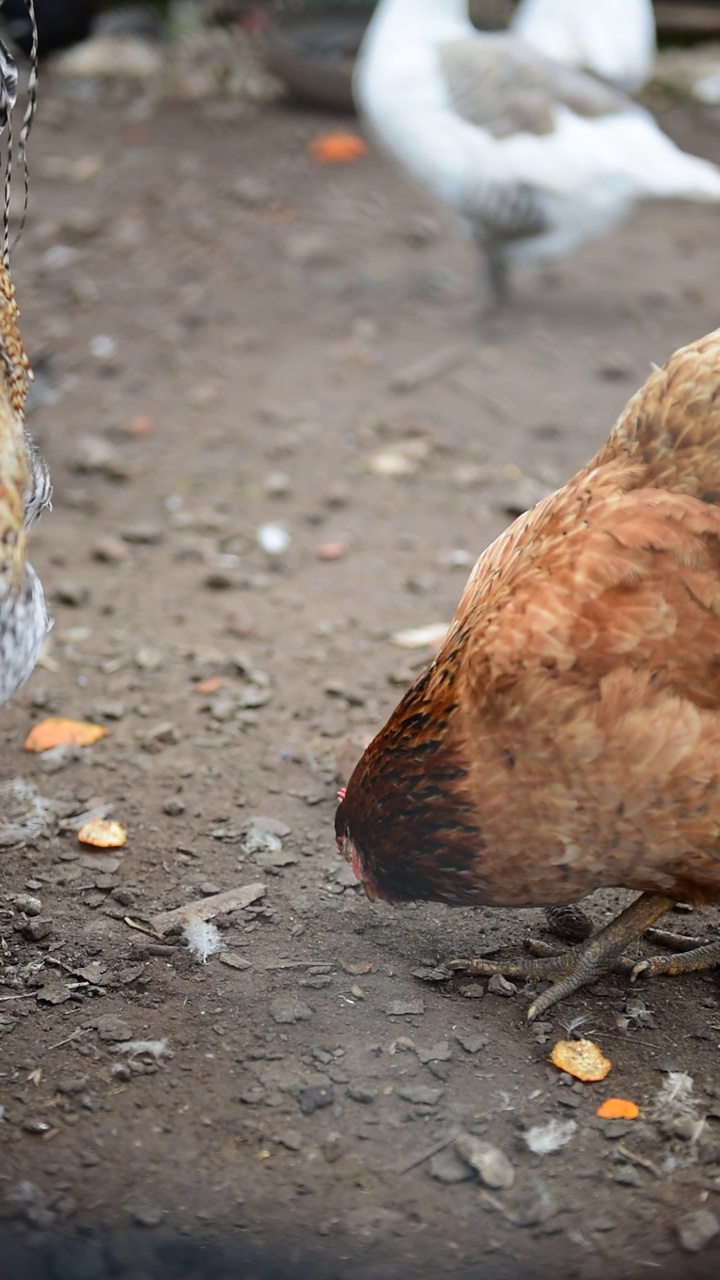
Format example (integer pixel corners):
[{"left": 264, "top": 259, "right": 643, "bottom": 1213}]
[
  {"left": 397, "top": 1126, "right": 462, "bottom": 1175},
  {"left": 47, "top": 1028, "right": 89, "bottom": 1052},
  {"left": 616, "top": 1144, "right": 662, "bottom": 1178}
]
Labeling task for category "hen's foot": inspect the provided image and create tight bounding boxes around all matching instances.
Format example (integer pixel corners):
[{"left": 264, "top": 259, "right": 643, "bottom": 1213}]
[
  {"left": 631, "top": 937, "right": 720, "bottom": 981},
  {"left": 450, "top": 892, "right": 676, "bottom": 1021}
]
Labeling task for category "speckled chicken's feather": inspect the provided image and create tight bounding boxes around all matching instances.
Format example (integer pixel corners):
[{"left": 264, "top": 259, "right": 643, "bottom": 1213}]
[
  {"left": 0, "top": 258, "right": 31, "bottom": 586},
  {"left": 0, "top": 8, "right": 51, "bottom": 705},
  {"left": 337, "top": 330, "right": 720, "bottom": 911}
]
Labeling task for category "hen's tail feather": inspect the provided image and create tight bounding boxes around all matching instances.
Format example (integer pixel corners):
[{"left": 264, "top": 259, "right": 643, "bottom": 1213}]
[{"left": 0, "top": 1, "right": 42, "bottom": 602}]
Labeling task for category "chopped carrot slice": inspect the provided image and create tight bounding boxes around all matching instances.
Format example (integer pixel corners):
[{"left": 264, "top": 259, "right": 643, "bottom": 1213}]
[
  {"left": 197, "top": 676, "right": 223, "bottom": 695},
  {"left": 308, "top": 133, "right": 367, "bottom": 165},
  {"left": 24, "top": 718, "right": 108, "bottom": 752},
  {"left": 597, "top": 1097, "right": 639, "bottom": 1120}
]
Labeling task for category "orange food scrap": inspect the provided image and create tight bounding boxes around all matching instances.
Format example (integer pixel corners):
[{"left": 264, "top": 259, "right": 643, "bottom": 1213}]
[
  {"left": 550, "top": 1039, "right": 611, "bottom": 1082},
  {"left": 316, "top": 541, "right": 347, "bottom": 561},
  {"left": 308, "top": 132, "right": 368, "bottom": 165},
  {"left": 24, "top": 718, "right": 108, "bottom": 753},
  {"left": 78, "top": 819, "right": 127, "bottom": 849},
  {"left": 197, "top": 676, "right": 224, "bottom": 695},
  {"left": 129, "top": 415, "right": 153, "bottom": 437},
  {"left": 596, "top": 1098, "right": 639, "bottom": 1120}
]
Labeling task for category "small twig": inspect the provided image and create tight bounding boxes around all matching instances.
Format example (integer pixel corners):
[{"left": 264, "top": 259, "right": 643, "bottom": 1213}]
[
  {"left": 397, "top": 1126, "right": 461, "bottom": 1175},
  {"left": 0, "top": 991, "right": 37, "bottom": 1002},
  {"left": 477, "top": 1189, "right": 515, "bottom": 1219},
  {"left": 264, "top": 960, "right": 329, "bottom": 970},
  {"left": 616, "top": 1144, "right": 662, "bottom": 1178},
  {"left": 123, "top": 916, "right": 162, "bottom": 939},
  {"left": 47, "top": 1027, "right": 89, "bottom": 1052}
]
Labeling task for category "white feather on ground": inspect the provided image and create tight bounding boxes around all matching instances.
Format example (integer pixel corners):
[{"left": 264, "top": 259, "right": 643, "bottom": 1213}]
[
  {"left": 182, "top": 918, "right": 223, "bottom": 963},
  {"left": 651, "top": 1071, "right": 697, "bottom": 1121},
  {"left": 354, "top": 0, "right": 720, "bottom": 306},
  {"left": 117, "top": 1039, "right": 173, "bottom": 1062}
]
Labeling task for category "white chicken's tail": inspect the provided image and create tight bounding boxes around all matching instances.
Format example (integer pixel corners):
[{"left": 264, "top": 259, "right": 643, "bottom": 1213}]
[{"left": 615, "top": 111, "right": 720, "bottom": 202}]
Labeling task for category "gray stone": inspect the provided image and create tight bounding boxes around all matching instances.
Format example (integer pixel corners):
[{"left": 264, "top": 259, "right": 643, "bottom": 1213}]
[
  {"left": 677, "top": 1209, "right": 720, "bottom": 1253},
  {"left": 132, "top": 1204, "right": 165, "bottom": 1227},
  {"left": 455, "top": 1134, "right": 515, "bottom": 1189},
  {"left": 454, "top": 1030, "right": 489, "bottom": 1054},
  {"left": 487, "top": 973, "right": 517, "bottom": 997},
  {"left": 346, "top": 1086, "right": 377, "bottom": 1105},
  {"left": 275, "top": 1128, "right": 302, "bottom": 1151},
  {"left": 298, "top": 1084, "right": 334, "bottom": 1115},
  {"left": 416, "top": 1040, "right": 452, "bottom": 1064},
  {"left": 269, "top": 996, "right": 312, "bottom": 1025},
  {"left": 429, "top": 1148, "right": 474, "bottom": 1184},
  {"left": 385, "top": 999, "right": 424, "bottom": 1017},
  {"left": 398, "top": 1086, "right": 444, "bottom": 1107},
  {"left": 96, "top": 1013, "right": 133, "bottom": 1042}
]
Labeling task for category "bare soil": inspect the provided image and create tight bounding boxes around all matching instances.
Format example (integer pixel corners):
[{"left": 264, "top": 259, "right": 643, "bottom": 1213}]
[{"left": 2, "top": 79, "right": 720, "bottom": 1280}]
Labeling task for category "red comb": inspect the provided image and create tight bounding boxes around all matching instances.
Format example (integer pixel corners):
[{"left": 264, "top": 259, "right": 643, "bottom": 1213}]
[{"left": 337, "top": 786, "right": 347, "bottom": 803}]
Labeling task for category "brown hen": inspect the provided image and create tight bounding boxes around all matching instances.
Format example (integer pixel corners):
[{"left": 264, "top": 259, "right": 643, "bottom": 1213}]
[{"left": 336, "top": 329, "right": 720, "bottom": 1018}]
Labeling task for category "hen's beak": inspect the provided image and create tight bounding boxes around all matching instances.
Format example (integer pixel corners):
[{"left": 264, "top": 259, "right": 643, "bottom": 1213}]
[{"left": 362, "top": 880, "right": 378, "bottom": 902}]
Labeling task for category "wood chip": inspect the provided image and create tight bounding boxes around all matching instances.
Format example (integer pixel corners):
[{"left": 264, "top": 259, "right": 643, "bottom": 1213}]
[{"left": 149, "top": 883, "right": 265, "bottom": 935}]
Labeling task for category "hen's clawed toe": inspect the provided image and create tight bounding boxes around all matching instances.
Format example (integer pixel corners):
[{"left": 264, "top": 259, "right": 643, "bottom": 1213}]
[{"left": 449, "top": 891, "right": 706, "bottom": 1019}]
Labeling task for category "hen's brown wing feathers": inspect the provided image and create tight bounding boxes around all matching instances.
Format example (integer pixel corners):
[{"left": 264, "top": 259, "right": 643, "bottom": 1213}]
[{"left": 339, "top": 330, "right": 720, "bottom": 911}]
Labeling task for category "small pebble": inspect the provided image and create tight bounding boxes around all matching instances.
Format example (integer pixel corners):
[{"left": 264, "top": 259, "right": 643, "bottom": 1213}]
[
  {"left": 219, "top": 954, "right": 252, "bottom": 971},
  {"left": 13, "top": 894, "right": 42, "bottom": 916},
  {"left": 269, "top": 996, "right": 312, "bottom": 1025},
  {"left": 298, "top": 1084, "right": 334, "bottom": 1115},
  {"left": 96, "top": 1014, "right": 133, "bottom": 1043},
  {"left": 275, "top": 1129, "right": 302, "bottom": 1152},
  {"left": 257, "top": 522, "right": 290, "bottom": 556},
  {"left": 398, "top": 1086, "right": 444, "bottom": 1107},
  {"left": 455, "top": 1134, "right": 515, "bottom": 1189},
  {"left": 677, "top": 1209, "right": 720, "bottom": 1253},
  {"left": 90, "top": 334, "right": 117, "bottom": 360},
  {"left": 264, "top": 471, "right": 292, "bottom": 497},
  {"left": 487, "top": 973, "right": 517, "bottom": 998},
  {"left": 132, "top": 1205, "right": 164, "bottom": 1228},
  {"left": 346, "top": 1086, "right": 377, "bottom": 1105},
  {"left": 316, "top": 542, "right": 346, "bottom": 561},
  {"left": 54, "top": 581, "right": 90, "bottom": 607},
  {"left": 429, "top": 1148, "right": 474, "bottom": 1184},
  {"left": 323, "top": 1132, "right": 344, "bottom": 1163},
  {"left": 122, "top": 525, "right": 164, "bottom": 545},
  {"left": 454, "top": 1030, "right": 489, "bottom": 1055},
  {"left": 21, "top": 918, "right": 53, "bottom": 942},
  {"left": 92, "top": 535, "right": 130, "bottom": 563},
  {"left": 385, "top": 999, "right": 424, "bottom": 1017}
]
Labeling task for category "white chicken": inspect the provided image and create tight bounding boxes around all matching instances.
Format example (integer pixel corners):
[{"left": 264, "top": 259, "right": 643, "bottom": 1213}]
[
  {"left": 511, "top": 0, "right": 655, "bottom": 93},
  {"left": 354, "top": 0, "right": 720, "bottom": 309}
]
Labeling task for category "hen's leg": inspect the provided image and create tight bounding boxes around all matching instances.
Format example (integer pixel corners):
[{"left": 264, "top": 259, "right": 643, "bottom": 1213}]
[
  {"left": 451, "top": 892, "right": 677, "bottom": 1021},
  {"left": 484, "top": 241, "right": 509, "bottom": 312}
]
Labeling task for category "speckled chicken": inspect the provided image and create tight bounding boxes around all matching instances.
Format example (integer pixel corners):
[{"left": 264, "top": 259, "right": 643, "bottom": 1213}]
[
  {"left": 336, "top": 329, "right": 720, "bottom": 1018},
  {"left": 0, "top": 27, "right": 51, "bottom": 705}
]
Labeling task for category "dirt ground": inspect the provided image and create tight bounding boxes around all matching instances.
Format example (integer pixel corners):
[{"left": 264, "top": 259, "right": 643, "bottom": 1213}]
[{"left": 3, "top": 71, "right": 720, "bottom": 1280}]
